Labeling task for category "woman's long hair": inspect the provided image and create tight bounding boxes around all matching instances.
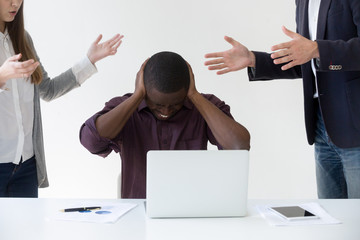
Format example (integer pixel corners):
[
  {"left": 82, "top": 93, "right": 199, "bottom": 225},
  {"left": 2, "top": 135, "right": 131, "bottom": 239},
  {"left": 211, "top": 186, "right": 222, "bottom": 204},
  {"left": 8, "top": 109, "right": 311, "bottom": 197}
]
[{"left": 6, "top": 2, "right": 42, "bottom": 84}]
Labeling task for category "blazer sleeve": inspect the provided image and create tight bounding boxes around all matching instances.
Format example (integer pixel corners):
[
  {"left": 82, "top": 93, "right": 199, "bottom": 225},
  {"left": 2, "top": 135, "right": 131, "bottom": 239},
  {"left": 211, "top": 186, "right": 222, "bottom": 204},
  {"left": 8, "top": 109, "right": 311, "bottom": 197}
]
[
  {"left": 317, "top": 0, "right": 360, "bottom": 72},
  {"left": 247, "top": 51, "right": 302, "bottom": 81}
]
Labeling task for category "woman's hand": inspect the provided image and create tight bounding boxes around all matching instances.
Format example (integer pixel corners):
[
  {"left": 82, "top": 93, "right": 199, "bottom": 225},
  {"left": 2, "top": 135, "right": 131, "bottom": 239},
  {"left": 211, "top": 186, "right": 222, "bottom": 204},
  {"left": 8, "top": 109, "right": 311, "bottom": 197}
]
[
  {"left": 87, "top": 34, "right": 124, "bottom": 64},
  {"left": 0, "top": 54, "right": 39, "bottom": 86}
]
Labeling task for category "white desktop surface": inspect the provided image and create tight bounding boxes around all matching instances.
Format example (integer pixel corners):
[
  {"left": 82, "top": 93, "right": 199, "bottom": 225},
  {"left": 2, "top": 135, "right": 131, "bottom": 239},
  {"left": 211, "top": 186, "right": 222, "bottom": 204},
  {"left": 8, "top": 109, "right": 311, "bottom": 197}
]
[{"left": 0, "top": 198, "right": 359, "bottom": 240}]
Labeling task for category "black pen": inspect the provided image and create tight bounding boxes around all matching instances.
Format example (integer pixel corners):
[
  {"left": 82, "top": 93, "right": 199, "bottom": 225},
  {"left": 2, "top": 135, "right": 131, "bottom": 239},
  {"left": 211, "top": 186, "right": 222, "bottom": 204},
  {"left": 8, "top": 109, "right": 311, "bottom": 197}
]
[{"left": 60, "top": 206, "right": 101, "bottom": 212}]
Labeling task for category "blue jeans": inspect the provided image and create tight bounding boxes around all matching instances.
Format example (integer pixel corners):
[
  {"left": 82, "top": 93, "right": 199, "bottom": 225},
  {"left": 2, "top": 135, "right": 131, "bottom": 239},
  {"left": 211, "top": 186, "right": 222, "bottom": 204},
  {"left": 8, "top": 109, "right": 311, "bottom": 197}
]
[
  {"left": 314, "top": 111, "right": 360, "bottom": 199},
  {"left": 0, "top": 156, "right": 38, "bottom": 198}
]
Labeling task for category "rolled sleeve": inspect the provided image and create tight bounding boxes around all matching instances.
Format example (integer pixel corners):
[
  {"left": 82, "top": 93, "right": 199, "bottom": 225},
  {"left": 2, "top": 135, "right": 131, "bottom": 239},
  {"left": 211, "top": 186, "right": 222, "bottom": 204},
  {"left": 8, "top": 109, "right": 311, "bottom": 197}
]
[
  {"left": 79, "top": 114, "right": 119, "bottom": 158},
  {"left": 203, "top": 94, "right": 233, "bottom": 149}
]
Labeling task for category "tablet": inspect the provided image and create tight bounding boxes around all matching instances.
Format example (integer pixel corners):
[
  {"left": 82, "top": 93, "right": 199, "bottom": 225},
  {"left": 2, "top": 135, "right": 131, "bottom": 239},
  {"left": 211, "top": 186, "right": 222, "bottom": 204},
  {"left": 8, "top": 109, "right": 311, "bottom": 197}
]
[{"left": 269, "top": 206, "right": 319, "bottom": 221}]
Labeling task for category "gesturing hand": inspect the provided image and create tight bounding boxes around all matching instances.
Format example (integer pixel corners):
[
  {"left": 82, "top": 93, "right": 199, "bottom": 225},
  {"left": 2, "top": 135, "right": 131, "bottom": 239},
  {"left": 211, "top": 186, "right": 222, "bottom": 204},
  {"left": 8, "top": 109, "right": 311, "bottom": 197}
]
[
  {"left": 0, "top": 54, "right": 40, "bottom": 85},
  {"left": 87, "top": 34, "right": 124, "bottom": 64},
  {"left": 271, "top": 26, "right": 319, "bottom": 71},
  {"left": 204, "top": 36, "right": 255, "bottom": 75}
]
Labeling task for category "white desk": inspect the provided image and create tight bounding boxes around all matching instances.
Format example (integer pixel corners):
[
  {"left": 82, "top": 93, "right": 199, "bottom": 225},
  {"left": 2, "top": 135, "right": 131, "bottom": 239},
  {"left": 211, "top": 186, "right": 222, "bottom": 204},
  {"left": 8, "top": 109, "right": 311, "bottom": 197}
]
[{"left": 0, "top": 198, "right": 359, "bottom": 240}]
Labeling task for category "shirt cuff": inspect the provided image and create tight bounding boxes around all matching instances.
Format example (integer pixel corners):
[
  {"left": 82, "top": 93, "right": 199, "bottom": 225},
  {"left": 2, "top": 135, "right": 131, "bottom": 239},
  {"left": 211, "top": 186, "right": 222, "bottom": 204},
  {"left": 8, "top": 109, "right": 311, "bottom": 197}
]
[
  {"left": 248, "top": 66, "right": 256, "bottom": 78},
  {"left": 0, "top": 84, "right": 9, "bottom": 92},
  {"left": 71, "top": 56, "right": 98, "bottom": 85},
  {"left": 250, "top": 67, "right": 256, "bottom": 75}
]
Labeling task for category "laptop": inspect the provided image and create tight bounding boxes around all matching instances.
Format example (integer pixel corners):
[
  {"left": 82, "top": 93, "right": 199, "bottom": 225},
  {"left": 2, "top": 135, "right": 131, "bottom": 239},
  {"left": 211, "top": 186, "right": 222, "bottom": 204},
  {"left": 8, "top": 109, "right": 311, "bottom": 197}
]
[{"left": 146, "top": 150, "right": 249, "bottom": 218}]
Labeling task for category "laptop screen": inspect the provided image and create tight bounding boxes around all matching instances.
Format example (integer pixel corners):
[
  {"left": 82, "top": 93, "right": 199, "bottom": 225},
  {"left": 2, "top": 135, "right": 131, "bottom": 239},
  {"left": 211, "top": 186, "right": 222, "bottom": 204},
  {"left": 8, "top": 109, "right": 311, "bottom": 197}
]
[{"left": 146, "top": 150, "right": 249, "bottom": 218}]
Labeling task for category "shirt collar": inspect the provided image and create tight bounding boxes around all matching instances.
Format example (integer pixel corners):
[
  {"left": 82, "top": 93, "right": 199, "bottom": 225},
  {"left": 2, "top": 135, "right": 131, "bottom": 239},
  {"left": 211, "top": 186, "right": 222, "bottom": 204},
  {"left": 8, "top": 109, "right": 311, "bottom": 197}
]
[
  {"left": 0, "top": 28, "right": 10, "bottom": 41},
  {"left": 137, "top": 96, "right": 194, "bottom": 112}
]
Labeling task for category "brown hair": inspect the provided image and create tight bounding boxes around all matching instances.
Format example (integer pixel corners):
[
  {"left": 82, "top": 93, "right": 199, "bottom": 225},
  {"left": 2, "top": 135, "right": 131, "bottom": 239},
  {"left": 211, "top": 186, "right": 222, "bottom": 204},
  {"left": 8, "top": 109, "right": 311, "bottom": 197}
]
[{"left": 6, "top": 2, "right": 42, "bottom": 84}]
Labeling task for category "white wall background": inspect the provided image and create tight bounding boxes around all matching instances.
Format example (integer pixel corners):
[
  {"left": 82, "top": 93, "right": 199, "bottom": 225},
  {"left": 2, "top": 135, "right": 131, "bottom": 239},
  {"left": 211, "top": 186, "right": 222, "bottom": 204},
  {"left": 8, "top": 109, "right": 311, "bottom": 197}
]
[{"left": 24, "top": 0, "right": 316, "bottom": 199}]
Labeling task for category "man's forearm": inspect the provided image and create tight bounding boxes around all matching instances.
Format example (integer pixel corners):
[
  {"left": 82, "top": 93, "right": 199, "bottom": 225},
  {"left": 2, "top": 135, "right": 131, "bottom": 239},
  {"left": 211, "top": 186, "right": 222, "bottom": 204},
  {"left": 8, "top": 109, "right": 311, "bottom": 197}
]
[
  {"left": 188, "top": 93, "right": 250, "bottom": 150},
  {"left": 95, "top": 92, "right": 144, "bottom": 139}
]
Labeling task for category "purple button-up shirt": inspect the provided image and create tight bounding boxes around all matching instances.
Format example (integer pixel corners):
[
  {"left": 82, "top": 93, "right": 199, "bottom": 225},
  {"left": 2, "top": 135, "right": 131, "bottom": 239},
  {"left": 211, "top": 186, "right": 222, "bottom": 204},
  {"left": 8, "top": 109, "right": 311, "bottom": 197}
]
[{"left": 80, "top": 93, "right": 233, "bottom": 198}]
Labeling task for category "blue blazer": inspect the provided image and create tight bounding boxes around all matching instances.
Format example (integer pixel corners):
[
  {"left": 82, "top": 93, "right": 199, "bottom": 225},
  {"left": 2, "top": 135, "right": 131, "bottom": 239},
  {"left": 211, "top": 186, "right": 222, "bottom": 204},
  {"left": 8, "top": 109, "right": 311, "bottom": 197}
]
[{"left": 249, "top": 0, "right": 360, "bottom": 148}]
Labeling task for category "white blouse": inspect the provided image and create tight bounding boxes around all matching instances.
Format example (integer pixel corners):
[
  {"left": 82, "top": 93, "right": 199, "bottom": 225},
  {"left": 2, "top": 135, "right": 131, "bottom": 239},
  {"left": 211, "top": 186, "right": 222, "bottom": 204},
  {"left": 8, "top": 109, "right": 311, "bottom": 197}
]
[
  {"left": 0, "top": 30, "right": 96, "bottom": 164},
  {"left": 308, "top": 0, "right": 321, "bottom": 98}
]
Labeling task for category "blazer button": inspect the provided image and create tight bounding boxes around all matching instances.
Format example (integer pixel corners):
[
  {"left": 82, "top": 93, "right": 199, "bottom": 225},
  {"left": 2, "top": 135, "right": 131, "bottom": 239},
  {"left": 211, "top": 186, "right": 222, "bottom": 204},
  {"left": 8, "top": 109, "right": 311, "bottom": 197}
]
[{"left": 329, "top": 65, "right": 342, "bottom": 70}]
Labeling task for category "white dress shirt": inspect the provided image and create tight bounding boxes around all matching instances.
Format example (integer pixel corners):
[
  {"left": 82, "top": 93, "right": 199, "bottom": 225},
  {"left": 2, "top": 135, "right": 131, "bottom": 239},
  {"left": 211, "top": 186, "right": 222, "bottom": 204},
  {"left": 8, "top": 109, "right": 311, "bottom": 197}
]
[
  {"left": 0, "top": 30, "right": 96, "bottom": 164},
  {"left": 308, "top": 0, "right": 321, "bottom": 97}
]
